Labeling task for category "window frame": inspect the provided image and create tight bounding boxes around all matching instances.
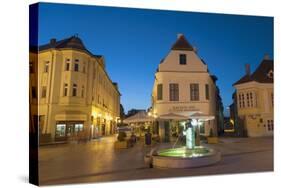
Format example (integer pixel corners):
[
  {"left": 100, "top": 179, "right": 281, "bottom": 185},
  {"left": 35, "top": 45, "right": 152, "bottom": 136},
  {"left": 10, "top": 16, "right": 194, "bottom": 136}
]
[
  {"left": 205, "top": 84, "right": 209, "bottom": 100},
  {"left": 74, "top": 63, "right": 79, "bottom": 72},
  {"left": 169, "top": 83, "right": 179, "bottom": 101},
  {"left": 41, "top": 86, "right": 47, "bottom": 98},
  {"left": 72, "top": 84, "right": 77, "bottom": 96},
  {"left": 179, "top": 54, "right": 187, "bottom": 65},
  {"left": 157, "top": 84, "right": 163, "bottom": 100},
  {"left": 190, "top": 83, "right": 199, "bottom": 101}
]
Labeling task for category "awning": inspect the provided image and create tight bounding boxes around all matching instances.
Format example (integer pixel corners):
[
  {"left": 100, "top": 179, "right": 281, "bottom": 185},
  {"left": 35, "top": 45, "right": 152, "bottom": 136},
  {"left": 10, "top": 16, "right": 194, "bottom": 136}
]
[
  {"left": 189, "top": 112, "right": 215, "bottom": 121},
  {"left": 123, "top": 111, "right": 154, "bottom": 124}
]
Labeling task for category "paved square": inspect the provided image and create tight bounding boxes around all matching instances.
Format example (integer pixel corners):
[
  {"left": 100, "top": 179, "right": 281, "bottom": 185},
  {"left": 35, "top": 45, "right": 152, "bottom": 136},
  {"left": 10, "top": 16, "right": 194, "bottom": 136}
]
[{"left": 39, "top": 136, "right": 273, "bottom": 185}]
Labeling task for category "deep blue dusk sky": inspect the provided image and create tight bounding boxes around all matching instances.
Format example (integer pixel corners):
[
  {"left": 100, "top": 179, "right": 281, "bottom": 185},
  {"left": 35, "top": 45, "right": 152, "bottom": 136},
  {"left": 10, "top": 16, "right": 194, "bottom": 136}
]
[{"left": 37, "top": 3, "right": 273, "bottom": 115}]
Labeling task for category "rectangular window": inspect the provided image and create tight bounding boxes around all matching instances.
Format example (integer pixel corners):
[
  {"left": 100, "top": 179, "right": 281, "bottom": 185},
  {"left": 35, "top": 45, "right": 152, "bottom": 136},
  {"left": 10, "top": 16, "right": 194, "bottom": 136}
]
[
  {"left": 205, "top": 84, "right": 209, "bottom": 100},
  {"left": 41, "top": 86, "right": 47, "bottom": 98},
  {"left": 63, "top": 83, "right": 68, "bottom": 96},
  {"left": 56, "top": 124, "right": 66, "bottom": 137},
  {"left": 169, "top": 83, "right": 179, "bottom": 101},
  {"left": 242, "top": 94, "right": 245, "bottom": 108},
  {"left": 44, "top": 61, "right": 49, "bottom": 73},
  {"left": 83, "top": 62, "right": 86, "bottom": 73},
  {"left": 65, "top": 62, "right": 70, "bottom": 71},
  {"left": 250, "top": 92, "right": 253, "bottom": 107},
  {"left": 190, "top": 83, "right": 199, "bottom": 101},
  {"left": 75, "top": 123, "right": 83, "bottom": 133},
  {"left": 271, "top": 93, "right": 274, "bottom": 106},
  {"left": 157, "top": 84, "right": 163, "bottom": 100},
  {"left": 179, "top": 54, "right": 186, "bottom": 65},
  {"left": 81, "top": 86, "right": 84, "bottom": 97},
  {"left": 31, "top": 86, "right": 37, "bottom": 99},
  {"left": 238, "top": 94, "right": 242, "bottom": 108},
  {"left": 74, "top": 63, "right": 79, "bottom": 72},
  {"left": 267, "top": 120, "right": 271, "bottom": 131},
  {"left": 72, "top": 84, "right": 77, "bottom": 96},
  {"left": 29, "top": 62, "right": 34, "bottom": 73},
  {"left": 246, "top": 93, "right": 250, "bottom": 107}
]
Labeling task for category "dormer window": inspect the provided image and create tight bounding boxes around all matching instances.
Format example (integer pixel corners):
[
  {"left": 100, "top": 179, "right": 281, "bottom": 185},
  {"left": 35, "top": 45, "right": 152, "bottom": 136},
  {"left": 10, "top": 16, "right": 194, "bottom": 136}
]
[
  {"left": 267, "top": 70, "right": 273, "bottom": 78},
  {"left": 179, "top": 54, "right": 186, "bottom": 65}
]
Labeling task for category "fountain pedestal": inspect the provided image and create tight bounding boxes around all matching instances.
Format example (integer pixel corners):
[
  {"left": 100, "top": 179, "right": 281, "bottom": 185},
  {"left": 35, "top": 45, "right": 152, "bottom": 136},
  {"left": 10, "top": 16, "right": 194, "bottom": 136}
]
[
  {"left": 148, "top": 117, "right": 221, "bottom": 169},
  {"left": 151, "top": 146, "right": 221, "bottom": 168}
]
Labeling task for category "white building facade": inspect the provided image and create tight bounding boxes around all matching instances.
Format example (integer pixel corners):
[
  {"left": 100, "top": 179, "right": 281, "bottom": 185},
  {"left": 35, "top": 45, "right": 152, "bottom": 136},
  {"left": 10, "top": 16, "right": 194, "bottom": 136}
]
[
  {"left": 151, "top": 34, "right": 220, "bottom": 142},
  {"left": 233, "top": 56, "right": 273, "bottom": 137}
]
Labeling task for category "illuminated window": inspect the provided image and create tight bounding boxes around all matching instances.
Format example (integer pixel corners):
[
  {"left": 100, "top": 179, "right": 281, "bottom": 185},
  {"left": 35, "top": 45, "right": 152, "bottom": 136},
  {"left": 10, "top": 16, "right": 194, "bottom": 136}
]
[
  {"left": 179, "top": 54, "right": 186, "bottom": 65},
  {"left": 41, "top": 86, "right": 47, "bottom": 98},
  {"left": 75, "top": 124, "right": 83, "bottom": 132},
  {"left": 190, "top": 83, "right": 199, "bottom": 101},
  {"left": 169, "top": 83, "right": 179, "bottom": 101},
  {"left": 56, "top": 124, "right": 66, "bottom": 137},
  {"left": 72, "top": 84, "right": 77, "bottom": 96},
  {"left": 157, "top": 84, "right": 163, "bottom": 100}
]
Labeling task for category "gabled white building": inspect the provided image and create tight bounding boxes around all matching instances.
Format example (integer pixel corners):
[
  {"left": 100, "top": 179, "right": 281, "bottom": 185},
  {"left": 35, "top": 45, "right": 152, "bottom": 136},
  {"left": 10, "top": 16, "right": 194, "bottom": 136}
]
[{"left": 151, "top": 34, "right": 221, "bottom": 142}]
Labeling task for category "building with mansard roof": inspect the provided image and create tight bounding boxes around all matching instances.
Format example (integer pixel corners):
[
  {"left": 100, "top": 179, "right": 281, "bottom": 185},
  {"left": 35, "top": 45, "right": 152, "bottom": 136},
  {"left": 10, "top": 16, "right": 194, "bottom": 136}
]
[
  {"left": 232, "top": 55, "right": 273, "bottom": 137},
  {"left": 29, "top": 36, "right": 121, "bottom": 142}
]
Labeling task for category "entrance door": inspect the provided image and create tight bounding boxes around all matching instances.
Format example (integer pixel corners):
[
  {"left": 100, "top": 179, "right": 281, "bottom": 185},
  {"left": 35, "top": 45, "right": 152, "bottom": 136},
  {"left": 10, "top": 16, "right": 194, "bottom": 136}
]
[
  {"left": 164, "top": 121, "right": 170, "bottom": 142},
  {"left": 102, "top": 124, "right": 106, "bottom": 136},
  {"left": 66, "top": 123, "right": 75, "bottom": 137}
]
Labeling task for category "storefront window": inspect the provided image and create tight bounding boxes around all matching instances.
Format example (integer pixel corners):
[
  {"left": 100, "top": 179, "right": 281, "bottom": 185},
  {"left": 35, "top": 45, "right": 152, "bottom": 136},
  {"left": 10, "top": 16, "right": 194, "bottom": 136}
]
[
  {"left": 75, "top": 123, "right": 83, "bottom": 132},
  {"left": 56, "top": 124, "right": 66, "bottom": 137}
]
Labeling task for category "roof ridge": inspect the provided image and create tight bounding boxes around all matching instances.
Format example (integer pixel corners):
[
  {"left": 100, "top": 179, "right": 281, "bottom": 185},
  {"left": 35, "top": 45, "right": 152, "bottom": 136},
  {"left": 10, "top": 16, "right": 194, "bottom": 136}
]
[{"left": 171, "top": 34, "right": 194, "bottom": 51}]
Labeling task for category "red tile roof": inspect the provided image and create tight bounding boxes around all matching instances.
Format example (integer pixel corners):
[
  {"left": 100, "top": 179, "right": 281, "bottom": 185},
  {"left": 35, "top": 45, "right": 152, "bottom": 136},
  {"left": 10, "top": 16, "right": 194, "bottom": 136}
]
[{"left": 171, "top": 35, "right": 194, "bottom": 51}]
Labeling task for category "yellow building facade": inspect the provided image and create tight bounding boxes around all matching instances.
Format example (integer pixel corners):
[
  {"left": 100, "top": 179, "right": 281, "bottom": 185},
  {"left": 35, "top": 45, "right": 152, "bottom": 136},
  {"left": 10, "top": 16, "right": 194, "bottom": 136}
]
[
  {"left": 29, "top": 36, "right": 120, "bottom": 142},
  {"left": 233, "top": 56, "right": 273, "bottom": 137}
]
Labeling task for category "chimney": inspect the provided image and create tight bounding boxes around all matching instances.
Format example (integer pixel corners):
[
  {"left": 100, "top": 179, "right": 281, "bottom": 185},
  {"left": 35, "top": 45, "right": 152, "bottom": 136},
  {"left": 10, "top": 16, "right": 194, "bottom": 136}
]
[
  {"left": 245, "top": 64, "right": 250, "bottom": 75},
  {"left": 177, "top": 33, "right": 184, "bottom": 39},
  {"left": 264, "top": 54, "right": 270, "bottom": 60},
  {"left": 50, "top": 38, "right": 56, "bottom": 45}
]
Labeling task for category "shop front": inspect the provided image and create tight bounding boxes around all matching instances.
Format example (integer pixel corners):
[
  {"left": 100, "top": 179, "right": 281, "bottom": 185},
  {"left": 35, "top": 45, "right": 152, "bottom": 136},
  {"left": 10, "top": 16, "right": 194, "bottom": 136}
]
[
  {"left": 55, "top": 121, "right": 84, "bottom": 141},
  {"left": 54, "top": 112, "right": 88, "bottom": 141}
]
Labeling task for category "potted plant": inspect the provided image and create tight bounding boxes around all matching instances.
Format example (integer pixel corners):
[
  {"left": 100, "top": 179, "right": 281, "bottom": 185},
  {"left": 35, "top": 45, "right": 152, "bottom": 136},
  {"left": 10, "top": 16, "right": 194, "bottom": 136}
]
[
  {"left": 207, "top": 128, "right": 219, "bottom": 144},
  {"left": 115, "top": 131, "right": 130, "bottom": 149}
]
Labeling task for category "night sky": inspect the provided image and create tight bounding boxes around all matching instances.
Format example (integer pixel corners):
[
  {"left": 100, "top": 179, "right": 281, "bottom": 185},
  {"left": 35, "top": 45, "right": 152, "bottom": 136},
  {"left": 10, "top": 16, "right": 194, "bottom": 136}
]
[{"left": 37, "top": 3, "right": 273, "bottom": 115}]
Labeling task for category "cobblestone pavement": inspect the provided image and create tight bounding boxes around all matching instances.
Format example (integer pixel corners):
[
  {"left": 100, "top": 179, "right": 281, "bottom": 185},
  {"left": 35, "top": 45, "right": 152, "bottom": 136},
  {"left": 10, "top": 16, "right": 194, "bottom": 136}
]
[{"left": 39, "top": 135, "right": 273, "bottom": 185}]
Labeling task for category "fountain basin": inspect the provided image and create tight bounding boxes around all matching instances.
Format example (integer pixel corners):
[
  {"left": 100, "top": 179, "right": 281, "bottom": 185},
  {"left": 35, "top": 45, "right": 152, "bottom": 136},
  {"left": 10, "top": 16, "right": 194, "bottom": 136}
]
[{"left": 152, "top": 146, "right": 221, "bottom": 168}]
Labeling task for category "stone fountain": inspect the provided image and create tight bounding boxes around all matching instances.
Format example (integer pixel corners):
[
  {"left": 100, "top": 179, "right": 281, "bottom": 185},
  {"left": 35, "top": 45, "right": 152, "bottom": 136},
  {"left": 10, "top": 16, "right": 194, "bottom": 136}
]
[{"left": 147, "top": 112, "right": 221, "bottom": 168}]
